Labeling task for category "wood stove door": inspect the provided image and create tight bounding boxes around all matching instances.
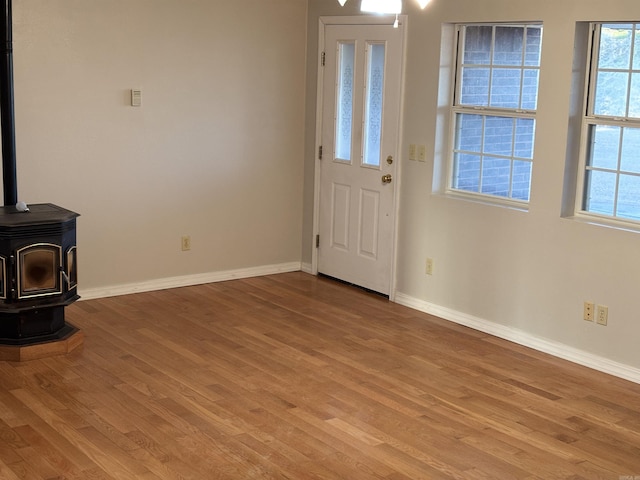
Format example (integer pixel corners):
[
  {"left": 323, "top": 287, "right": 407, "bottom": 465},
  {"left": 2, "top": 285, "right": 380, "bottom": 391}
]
[{"left": 17, "top": 243, "right": 62, "bottom": 299}]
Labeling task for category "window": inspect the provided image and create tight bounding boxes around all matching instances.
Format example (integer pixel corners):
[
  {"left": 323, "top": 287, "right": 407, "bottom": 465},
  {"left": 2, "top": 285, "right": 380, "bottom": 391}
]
[
  {"left": 449, "top": 24, "right": 543, "bottom": 204},
  {"left": 579, "top": 23, "right": 640, "bottom": 223}
]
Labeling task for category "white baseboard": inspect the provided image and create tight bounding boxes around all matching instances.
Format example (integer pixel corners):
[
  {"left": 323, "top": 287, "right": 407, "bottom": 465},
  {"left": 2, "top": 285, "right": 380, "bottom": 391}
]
[
  {"left": 79, "top": 262, "right": 301, "bottom": 301},
  {"left": 301, "top": 262, "right": 314, "bottom": 274},
  {"left": 394, "top": 292, "right": 640, "bottom": 385}
]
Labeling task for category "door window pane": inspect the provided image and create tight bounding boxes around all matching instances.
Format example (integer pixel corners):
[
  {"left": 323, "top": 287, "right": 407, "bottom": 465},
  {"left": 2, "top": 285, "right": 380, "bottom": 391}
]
[
  {"left": 336, "top": 42, "right": 355, "bottom": 162},
  {"left": 363, "top": 43, "right": 385, "bottom": 166}
]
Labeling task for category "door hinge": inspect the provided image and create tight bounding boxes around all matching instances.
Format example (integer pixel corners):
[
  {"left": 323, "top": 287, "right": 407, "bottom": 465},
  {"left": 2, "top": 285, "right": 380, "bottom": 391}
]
[
  {"left": 321, "top": 51, "right": 325, "bottom": 67},
  {"left": 316, "top": 234, "right": 320, "bottom": 248},
  {"left": 318, "top": 145, "right": 323, "bottom": 160}
]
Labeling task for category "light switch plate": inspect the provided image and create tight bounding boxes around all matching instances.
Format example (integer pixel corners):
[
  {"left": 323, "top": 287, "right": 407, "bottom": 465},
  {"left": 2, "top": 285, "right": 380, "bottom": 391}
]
[{"left": 131, "top": 89, "right": 142, "bottom": 107}]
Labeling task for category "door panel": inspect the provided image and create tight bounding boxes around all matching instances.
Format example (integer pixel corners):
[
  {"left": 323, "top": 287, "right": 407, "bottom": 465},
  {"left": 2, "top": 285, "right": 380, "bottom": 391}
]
[
  {"left": 331, "top": 183, "right": 351, "bottom": 250},
  {"left": 318, "top": 23, "right": 403, "bottom": 295},
  {"left": 359, "top": 189, "right": 380, "bottom": 259}
]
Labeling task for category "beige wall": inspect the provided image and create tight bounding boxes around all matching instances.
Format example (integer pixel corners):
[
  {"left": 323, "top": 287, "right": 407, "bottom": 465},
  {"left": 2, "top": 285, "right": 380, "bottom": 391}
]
[
  {"left": 10, "top": 0, "right": 307, "bottom": 291},
  {"left": 304, "top": 0, "right": 640, "bottom": 373},
  {"left": 10, "top": 0, "right": 640, "bottom": 375}
]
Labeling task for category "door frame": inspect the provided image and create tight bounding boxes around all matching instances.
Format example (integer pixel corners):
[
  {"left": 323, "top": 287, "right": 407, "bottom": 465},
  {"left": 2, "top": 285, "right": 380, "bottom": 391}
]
[{"left": 312, "top": 15, "right": 407, "bottom": 301}]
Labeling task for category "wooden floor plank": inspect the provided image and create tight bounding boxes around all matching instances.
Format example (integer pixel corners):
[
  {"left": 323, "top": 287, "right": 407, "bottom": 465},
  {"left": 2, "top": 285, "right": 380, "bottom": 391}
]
[{"left": 0, "top": 272, "right": 638, "bottom": 479}]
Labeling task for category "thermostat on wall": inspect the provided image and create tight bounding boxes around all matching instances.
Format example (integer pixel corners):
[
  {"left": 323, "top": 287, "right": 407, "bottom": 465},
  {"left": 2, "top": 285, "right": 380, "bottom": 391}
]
[{"left": 131, "top": 89, "right": 142, "bottom": 107}]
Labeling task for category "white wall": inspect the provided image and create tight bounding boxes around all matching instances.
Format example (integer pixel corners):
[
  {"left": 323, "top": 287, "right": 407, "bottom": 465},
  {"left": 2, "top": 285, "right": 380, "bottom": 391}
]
[
  {"left": 303, "top": 0, "right": 640, "bottom": 374},
  {"left": 10, "top": 0, "right": 307, "bottom": 292}
]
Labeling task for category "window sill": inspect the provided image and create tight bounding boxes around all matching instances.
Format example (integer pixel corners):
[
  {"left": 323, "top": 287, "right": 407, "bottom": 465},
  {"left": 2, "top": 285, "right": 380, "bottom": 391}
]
[
  {"left": 438, "top": 190, "right": 530, "bottom": 213},
  {"left": 564, "top": 212, "right": 640, "bottom": 235}
]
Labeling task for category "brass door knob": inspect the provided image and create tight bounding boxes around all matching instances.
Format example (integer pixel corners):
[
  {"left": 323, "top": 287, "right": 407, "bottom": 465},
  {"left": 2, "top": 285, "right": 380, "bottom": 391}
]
[{"left": 382, "top": 174, "right": 392, "bottom": 184}]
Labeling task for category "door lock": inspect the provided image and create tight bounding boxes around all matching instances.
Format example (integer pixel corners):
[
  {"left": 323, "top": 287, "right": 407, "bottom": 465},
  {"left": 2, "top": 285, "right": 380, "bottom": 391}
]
[
  {"left": 386, "top": 155, "right": 393, "bottom": 165},
  {"left": 382, "top": 174, "right": 392, "bottom": 184}
]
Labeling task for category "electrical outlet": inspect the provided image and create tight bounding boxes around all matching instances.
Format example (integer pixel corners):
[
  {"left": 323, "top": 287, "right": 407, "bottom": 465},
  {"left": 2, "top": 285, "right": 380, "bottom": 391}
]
[
  {"left": 583, "top": 301, "right": 594, "bottom": 322},
  {"left": 181, "top": 235, "right": 191, "bottom": 251},
  {"left": 425, "top": 257, "right": 433, "bottom": 275},
  {"left": 596, "top": 305, "right": 608, "bottom": 326}
]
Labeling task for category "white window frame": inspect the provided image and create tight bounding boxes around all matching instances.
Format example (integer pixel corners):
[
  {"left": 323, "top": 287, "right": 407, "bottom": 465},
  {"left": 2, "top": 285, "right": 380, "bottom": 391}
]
[
  {"left": 447, "top": 23, "right": 542, "bottom": 209},
  {"left": 575, "top": 22, "right": 640, "bottom": 229}
]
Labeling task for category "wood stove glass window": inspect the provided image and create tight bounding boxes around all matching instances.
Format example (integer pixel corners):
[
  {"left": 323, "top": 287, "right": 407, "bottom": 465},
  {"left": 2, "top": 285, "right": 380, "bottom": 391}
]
[
  {"left": 0, "top": 256, "right": 5, "bottom": 300},
  {"left": 17, "top": 243, "right": 62, "bottom": 299},
  {"left": 66, "top": 246, "right": 77, "bottom": 289}
]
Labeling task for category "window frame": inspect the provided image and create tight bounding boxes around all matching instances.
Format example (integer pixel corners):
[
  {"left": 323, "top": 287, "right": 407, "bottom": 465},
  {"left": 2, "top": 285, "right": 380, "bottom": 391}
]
[
  {"left": 574, "top": 22, "right": 640, "bottom": 228},
  {"left": 446, "top": 22, "right": 543, "bottom": 209}
]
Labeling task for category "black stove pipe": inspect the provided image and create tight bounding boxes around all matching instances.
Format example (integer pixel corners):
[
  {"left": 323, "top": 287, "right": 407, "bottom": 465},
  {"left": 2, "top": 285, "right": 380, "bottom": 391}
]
[{"left": 0, "top": 0, "right": 17, "bottom": 207}]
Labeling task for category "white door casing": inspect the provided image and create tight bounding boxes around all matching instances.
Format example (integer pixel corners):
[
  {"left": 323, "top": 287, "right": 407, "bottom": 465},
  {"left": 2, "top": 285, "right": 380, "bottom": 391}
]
[{"left": 315, "top": 18, "right": 404, "bottom": 296}]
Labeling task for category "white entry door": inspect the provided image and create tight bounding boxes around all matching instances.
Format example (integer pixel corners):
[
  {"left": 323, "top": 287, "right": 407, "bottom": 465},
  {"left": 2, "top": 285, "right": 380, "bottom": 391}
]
[{"left": 317, "top": 22, "right": 404, "bottom": 296}]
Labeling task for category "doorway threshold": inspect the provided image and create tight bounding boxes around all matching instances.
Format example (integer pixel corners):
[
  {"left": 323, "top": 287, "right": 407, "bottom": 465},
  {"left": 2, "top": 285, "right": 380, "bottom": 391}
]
[{"left": 318, "top": 273, "right": 389, "bottom": 300}]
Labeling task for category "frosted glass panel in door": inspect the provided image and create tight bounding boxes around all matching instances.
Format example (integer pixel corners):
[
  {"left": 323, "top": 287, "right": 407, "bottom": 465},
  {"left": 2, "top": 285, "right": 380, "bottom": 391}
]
[
  {"left": 363, "top": 43, "right": 385, "bottom": 167},
  {"left": 335, "top": 42, "right": 355, "bottom": 162}
]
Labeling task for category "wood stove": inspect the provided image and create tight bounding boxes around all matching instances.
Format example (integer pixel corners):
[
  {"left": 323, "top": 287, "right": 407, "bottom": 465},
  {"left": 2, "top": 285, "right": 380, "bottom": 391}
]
[
  {"left": 0, "top": 204, "right": 79, "bottom": 344},
  {"left": 0, "top": 1, "right": 81, "bottom": 351}
]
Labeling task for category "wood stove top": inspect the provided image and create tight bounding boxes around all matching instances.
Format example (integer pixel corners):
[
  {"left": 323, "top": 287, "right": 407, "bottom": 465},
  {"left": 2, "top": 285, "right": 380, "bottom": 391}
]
[{"left": 0, "top": 203, "right": 79, "bottom": 230}]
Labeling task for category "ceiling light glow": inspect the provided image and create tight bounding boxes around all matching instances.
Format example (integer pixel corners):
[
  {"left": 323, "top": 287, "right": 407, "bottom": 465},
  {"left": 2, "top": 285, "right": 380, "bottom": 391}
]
[{"left": 360, "top": 0, "right": 402, "bottom": 14}]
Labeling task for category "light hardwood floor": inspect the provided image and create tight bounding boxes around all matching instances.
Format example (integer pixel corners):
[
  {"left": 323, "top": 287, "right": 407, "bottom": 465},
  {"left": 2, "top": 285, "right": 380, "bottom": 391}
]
[{"left": 0, "top": 271, "right": 639, "bottom": 479}]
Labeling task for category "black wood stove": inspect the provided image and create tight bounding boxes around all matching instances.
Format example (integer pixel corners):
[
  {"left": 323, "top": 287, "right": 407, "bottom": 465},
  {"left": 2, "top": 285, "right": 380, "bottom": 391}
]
[
  {"left": 0, "top": 0, "right": 80, "bottom": 346},
  {"left": 0, "top": 204, "right": 79, "bottom": 344}
]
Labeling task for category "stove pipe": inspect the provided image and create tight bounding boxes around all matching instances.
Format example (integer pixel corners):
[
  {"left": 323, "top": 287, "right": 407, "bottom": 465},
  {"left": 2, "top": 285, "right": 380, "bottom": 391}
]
[{"left": 0, "top": 0, "right": 17, "bottom": 207}]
